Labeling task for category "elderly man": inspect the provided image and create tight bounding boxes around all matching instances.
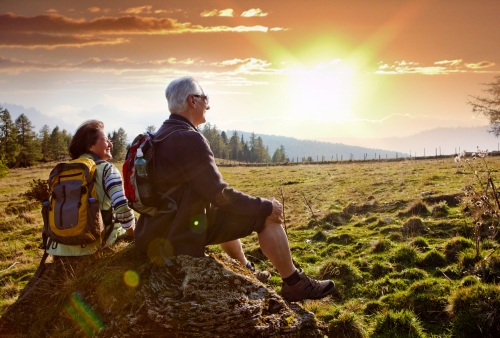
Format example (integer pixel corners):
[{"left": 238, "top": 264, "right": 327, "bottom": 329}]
[{"left": 135, "top": 76, "right": 335, "bottom": 301}]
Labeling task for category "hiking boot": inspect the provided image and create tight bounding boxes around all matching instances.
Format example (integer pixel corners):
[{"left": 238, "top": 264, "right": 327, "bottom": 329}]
[
  {"left": 246, "top": 262, "right": 271, "bottom": 283},
  {"left": 281, "top": 270, "right": 335, "bottom": 302}
]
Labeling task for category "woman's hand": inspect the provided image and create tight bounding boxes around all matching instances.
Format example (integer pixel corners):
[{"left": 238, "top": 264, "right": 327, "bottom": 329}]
[{"left": 126, "top": 225, "right": 135, "bottom": 237}]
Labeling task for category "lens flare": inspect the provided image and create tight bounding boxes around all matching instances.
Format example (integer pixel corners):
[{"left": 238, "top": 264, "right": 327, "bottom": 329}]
[
  {"left": 123, "top": 270, "right": 140, "bottom": 288},
  {"left": 190, "top": 214, "right": 207, "bottom": 234},
  {"left": 64, "top": 292, "right": 104, "bottom": 337}
]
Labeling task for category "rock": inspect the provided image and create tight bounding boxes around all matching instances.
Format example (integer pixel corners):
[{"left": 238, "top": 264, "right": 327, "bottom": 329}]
[{"left": 0, "top": 245, "right": 326, "bottom": 337}]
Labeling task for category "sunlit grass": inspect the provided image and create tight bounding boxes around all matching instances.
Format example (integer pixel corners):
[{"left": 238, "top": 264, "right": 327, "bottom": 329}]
[{"left": 1, "top": 156, "right": 500, "bottom": 336}]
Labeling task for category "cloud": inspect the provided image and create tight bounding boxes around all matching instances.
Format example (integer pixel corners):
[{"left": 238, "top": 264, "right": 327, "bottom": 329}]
[
  {"left": 0, "top": 13, "right": 277, "bottom": 48},
  {"left": 45, "top": 9, "right": 58, "bottom": 14},
  {"left": 0, "top": 32, "right": 128, "bottom": 49},
  {"left": 434, "top": 59, "right": 462, "bottom": 66},
  {"left": 201, "top": 9, "right": 234, "bottom": 17},
  {"left": 241, "top": 8, "right": 268, "bottom": 17},
  {"left": 465, "top": 61, "right": 495, "bottom": 69},
  {"left": 0, "top": 55, "right": 200, "bottom": 74},
  {"left": 270, "top": 27, "right": 288, "bottom": 31},
  {"left": 121, "top": 6, "right": 153, "bottom": 14},
  {"left": 88, "top": 7, "right": 101, "bottom": 13},
  {"left": 212, "top": 58, "right": 278, "bottom": 74},
  {"left": 375, "top": 59, "right": 498, "bottom": 74}
]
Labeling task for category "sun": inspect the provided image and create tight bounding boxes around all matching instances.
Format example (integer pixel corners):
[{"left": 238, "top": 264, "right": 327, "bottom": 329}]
[{"left": 285, "top": 60, "right": 357, "bottom": 122}]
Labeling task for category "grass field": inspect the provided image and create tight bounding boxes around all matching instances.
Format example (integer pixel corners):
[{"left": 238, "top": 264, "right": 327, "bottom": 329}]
[{"left": 1, "top": 156, "right": 500, "bottom": 337}]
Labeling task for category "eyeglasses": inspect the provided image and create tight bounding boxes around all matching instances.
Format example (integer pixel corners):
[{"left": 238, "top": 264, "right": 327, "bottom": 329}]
[{"left": 192, "top": 94, "right": 209, "bottom": 104}]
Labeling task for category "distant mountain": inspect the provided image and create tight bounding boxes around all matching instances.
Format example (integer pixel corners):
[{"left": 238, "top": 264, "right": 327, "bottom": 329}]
[
  {"left": 1, "top": 102, "right": 74, "bottom": 133},
  {"left": 227, "top": 130, "right": 406, "bottom": 161},
  {"left": 318, "top": 126, "right": 498, "bottom": 156}
]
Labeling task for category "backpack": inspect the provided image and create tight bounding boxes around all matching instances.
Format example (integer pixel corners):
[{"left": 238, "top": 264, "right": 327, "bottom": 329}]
[
  {"left": 34, "top": 157, "right": 113, "bottom": 279},
  {"left": 122, "top": 124, "right": 191, "bottom": 217},
  {"left": 41, "top": 158, "right": 107, "bottom": 246}
]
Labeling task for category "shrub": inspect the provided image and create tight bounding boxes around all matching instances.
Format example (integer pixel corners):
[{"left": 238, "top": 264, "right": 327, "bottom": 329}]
[
  {"left": 328, "top": 311, "right": 367, "bottom": 338},
  {"left": 447, "top": 284, "right": 500, "bottom": 337},
  {"left": 418, "top": 250, "right": 447, "bottom": 268},
  {"left": 444, "top": 237, "right": 474, "bottom": 262},
  {"left": 23, "top": 179, "right": 50, "bottom": 203},
  {"left": 371, "top": 310, "right": 427, "bottom": 338},
  {"left": 411, "top": 237, "right": 430, "bottom": 251},
  {"left": 391, "top": 244, "right": 420, "bottom": 267}
]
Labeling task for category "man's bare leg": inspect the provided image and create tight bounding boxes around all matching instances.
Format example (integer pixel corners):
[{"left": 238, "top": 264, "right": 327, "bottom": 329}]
[
  {"left": 220, "top": 239, "right": 247, "bottom": 266},
  {"left": 257, "top": 219, "right": 296, "bottom": 278}
]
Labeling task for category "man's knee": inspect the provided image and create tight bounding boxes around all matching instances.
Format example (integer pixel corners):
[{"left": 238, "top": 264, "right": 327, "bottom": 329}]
[{"left": 262, "top": 218, "right": 284, "bottom": 231}]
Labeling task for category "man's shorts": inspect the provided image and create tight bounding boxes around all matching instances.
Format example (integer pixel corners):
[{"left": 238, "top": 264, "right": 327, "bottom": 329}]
[{"left": 205, "top": 206, "right": 267, "bottom": 245}]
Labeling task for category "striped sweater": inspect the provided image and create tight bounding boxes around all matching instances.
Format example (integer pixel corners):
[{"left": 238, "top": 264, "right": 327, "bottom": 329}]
[{"left": 99, "top": 162, "right": 135, "bottom": 229}]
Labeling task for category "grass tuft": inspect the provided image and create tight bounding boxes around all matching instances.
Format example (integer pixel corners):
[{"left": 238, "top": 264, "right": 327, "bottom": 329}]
[
  {"left": 447, "top": 283, "right": 500, "bottom": 337},
  {"left": 371, "top": 309, "right": 427, "bottom": 338},
  {"left": 328, "top": 311, "right": 367, "bottom": 338}
]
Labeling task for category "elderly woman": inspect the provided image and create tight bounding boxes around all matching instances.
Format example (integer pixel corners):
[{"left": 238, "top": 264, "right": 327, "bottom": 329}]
[{"left": 46, "top": 120, "right": 135, "bottom": 256}]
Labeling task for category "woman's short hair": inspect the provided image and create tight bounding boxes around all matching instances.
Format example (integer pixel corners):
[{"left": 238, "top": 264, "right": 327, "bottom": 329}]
[
  {"left": 68, "top": 120, "right": 105, "bottom": 159},
  {"left": 165, "top": 76, "right": 202, "bottom": 113}
]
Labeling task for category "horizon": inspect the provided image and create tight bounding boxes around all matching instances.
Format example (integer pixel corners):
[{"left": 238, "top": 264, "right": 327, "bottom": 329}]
[{"left": 1, "top": 0, "right": 499, "bottom": 152}]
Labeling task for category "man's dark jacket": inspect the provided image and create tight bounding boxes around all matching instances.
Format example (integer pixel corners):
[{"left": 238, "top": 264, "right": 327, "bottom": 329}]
[{"left": 134, "top": 114, "right": 273, "bottom": 257}]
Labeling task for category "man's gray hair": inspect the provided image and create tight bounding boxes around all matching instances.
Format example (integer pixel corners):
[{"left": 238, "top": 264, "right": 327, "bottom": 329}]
[{"left": 165, "top": 76, "right": 202, "bottom": 114}]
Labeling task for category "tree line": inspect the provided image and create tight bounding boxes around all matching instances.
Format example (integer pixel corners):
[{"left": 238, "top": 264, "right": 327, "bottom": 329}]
[
  {"left": 0, "top": 106, "right": 287, "bottom": 176},
  {"left": 0, "top": 106, "right": 129, "bottom": 172},
  {"left": 200, "top": 123, "right": 287, "bottom": 163}
]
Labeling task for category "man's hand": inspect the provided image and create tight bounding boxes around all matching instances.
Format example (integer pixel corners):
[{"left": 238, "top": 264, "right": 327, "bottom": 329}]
[{"left": 267, "top": 197, "right": 283, "bottom": 223}]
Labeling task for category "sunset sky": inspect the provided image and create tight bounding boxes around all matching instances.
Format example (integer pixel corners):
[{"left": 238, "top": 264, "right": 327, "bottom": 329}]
[{"left": 1, "top": 0, "right": 499, "bottom": 152}]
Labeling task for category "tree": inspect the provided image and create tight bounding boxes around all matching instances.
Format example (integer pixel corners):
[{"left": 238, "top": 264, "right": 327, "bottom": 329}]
[
  {"left": 110, "top": 128, "right": 128, "bottom": 160},
  {"left": 49, "top": 126, "right": 68, "bottom": 161},
  {"left": 469, "top": 75, "right": 500, "bottom": 136},
  {"left": 254, "top": 137, "right": 271, "bottom": 163},
  {"left": 39, "top": 125, "right": 51, "bottom": 161},
  {"left": 272, "top": 145, "right": 287, "bottom": 163},
  {"left": 228, "top": 131, "right": 241, "bottom": 160},
  {"left": 0, "top": 106, "right": 20, "bottom": 167},
  {"left": 220, "top": 131, "right": 229, "bottom": 146},
  {"left": 15, "top": 114, "right": 41, "bottom": 167},
  {"left": 146, "top": 125, "right": 157, "bottom": 134}
]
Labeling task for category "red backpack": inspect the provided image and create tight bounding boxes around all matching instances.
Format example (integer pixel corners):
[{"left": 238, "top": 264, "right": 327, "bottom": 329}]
[{"left": 122, "top": 124, "right": 192, "bottom": 216}]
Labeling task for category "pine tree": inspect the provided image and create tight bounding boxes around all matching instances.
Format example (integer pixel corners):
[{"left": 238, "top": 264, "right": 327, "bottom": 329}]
[
  {"left": 15, "top": 114, "right": 41, "bottom": 167},
  {"left": 272, "top": 145, "right": 287, "bottom": 163},
  {"left": 39, "top": 125, "right": 51, "bottom": 161},
  {"left": 0, "top": 106, "right": 20, "bottom": 167},
  {"left": 229, "top": 131, "right": 241, "bottom": 161},
  {"left": 49, "top": 126, "right": 68, "bottom": 161}
]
